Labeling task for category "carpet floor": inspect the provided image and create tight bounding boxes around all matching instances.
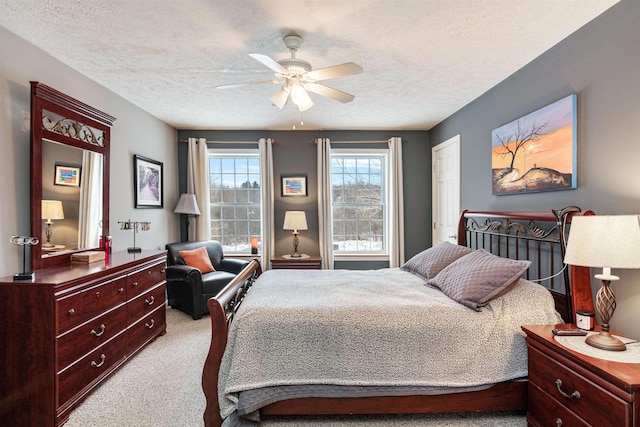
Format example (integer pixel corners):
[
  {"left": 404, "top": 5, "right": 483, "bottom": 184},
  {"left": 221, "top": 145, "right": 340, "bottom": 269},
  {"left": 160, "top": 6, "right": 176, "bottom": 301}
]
[{"left": 66, "top": 307, "right": 526, "bottom": 427}]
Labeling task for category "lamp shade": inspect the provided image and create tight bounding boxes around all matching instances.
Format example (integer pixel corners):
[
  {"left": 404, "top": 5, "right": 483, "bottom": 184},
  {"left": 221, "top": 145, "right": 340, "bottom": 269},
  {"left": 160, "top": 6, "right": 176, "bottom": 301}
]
[
  {"left": 283, "top": 211, "right": 308, "bottom": 231},
  {"left": 173, "top": 193, "right": 201, "bottom": 215},
  {"left": 564, "top": 215, "right": 640, "bottom": 269},
  {"left": 41, "top": 200, "right": 64, "bottom": 221}
]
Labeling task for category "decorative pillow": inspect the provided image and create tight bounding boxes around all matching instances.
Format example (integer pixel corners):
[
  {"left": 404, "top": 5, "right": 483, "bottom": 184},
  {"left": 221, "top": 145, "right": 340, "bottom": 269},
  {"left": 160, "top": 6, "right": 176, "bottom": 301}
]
[
  {"left": 179, "top": 246, "right": 215, "bottom": 273},
  {"left": 426, "top": 249, "right": 531, "bottom": 311},
  {"left": 400, "top": 241, "right": 474, "bottom": 280}
]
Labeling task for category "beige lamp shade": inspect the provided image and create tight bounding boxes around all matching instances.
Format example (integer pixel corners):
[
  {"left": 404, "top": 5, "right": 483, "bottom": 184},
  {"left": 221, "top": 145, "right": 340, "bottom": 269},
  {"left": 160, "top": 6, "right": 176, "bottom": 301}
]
[
  {"left": 41, "top": 200, "right": 64, "bottom": 221},
  {"left": 283, "top": 211, "right": 308, "bottom": 231},
  {"left": 173, "top": 193, "right": 201, "bottom": 215},
  {"left": 564, "top": 215, "right": 640, "bottom": 274}
]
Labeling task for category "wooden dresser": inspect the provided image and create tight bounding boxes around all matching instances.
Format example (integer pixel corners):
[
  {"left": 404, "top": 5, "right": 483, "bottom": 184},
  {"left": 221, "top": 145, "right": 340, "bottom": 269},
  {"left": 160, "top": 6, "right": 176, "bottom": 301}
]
[
  {"left": 0, "top": 250, "right": 167, "bottom": 426},
  {"left": 522, "top": 324, "right": 640, "bottom": 427}
]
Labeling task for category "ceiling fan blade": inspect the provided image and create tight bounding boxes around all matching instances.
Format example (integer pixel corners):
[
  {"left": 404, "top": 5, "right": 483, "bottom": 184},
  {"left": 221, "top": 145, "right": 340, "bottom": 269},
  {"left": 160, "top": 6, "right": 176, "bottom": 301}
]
[
  {"left": 249, "top": 53, "right": 289, "bottom": 75},
  {"left": 216, "top": 80, "right": 279, "bottom": 89},
  {"left": 305, "top": 83, "right": 355, "bottom": 103},
  {"left": 306, "top": 62, "right": 363, "bottom": 81}
]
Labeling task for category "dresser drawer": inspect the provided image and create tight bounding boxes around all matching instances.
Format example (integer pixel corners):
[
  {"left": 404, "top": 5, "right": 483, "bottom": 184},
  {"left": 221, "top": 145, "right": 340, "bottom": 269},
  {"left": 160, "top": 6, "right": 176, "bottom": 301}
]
[
  {"left": 57, "top": 305, "right": 128, "bottom": 371},
  {"left": 58, "top": 331, "right": 127, "bottom": 406},
  {"left": 528, "top": 382, "right": 590, "bottom": 427},
  {"left": 57, "top": 275, "right": 128, "bottom": 333},
  {"left": 128, "top": 304, "right": 166, "bottom": 354},
  {"left": 528, "top": 345, "right": 629, "bottom": 427},
  {"left": 127, "top": 262, "right": 166, "bottom": 299},
  {"left": 127, "top": 283, "right": 166, "bottom": 325}
]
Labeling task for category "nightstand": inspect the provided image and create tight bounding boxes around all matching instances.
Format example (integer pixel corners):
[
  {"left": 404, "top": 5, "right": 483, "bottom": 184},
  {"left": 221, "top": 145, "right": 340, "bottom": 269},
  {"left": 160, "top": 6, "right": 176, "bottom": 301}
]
[
  {"left": 271, "top": 255, "right": 321, "bottom": 270},
  {"left": 522, "top": 324, "right": 640, "bottom": 427}
]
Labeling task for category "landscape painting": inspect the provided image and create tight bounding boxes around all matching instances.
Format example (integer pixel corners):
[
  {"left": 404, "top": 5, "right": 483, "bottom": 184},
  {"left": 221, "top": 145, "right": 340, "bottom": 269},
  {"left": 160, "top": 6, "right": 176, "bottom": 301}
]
[{"left": 491, "top": 94, "right": 577, "bottom": 195}]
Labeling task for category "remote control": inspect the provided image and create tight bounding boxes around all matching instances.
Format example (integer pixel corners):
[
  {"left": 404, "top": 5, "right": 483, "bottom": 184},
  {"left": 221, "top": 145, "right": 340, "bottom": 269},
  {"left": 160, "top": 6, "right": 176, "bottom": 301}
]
[{"left": 552, "top": 328, "right": 588, "bottom": 336}]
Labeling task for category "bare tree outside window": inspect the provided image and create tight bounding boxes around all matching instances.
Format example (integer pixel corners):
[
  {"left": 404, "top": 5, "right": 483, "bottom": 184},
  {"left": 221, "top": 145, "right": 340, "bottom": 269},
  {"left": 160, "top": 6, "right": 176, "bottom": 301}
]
[
  {"left": 209, "top": 153, "right": 261, "bottom": 253},
  {"left": 331, "top": 154, "right": 386, "bottom": 253}
]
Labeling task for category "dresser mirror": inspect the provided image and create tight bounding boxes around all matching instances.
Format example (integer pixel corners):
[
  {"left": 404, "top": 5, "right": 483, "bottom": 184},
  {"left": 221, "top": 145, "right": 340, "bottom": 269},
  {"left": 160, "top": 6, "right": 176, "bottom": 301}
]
[{"left": 30, "top": 82, "right": 115, "bottom": 270}]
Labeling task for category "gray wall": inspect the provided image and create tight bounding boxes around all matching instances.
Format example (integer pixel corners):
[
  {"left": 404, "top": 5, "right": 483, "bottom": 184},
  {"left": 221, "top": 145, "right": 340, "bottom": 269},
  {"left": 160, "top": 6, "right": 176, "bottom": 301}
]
[
  {"left": 430, "top": 0, "right": 640, "bottom": 338},
  {"left": 0, "top": 26, "right": 178, "bottom": 277},
  {"left": 177, "top": 130, "right": 431, "bottom": 266}
]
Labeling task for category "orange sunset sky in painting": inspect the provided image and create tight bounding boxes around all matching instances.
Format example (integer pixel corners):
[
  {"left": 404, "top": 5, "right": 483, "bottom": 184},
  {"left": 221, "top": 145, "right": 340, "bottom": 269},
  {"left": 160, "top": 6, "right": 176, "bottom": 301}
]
[{"left": 492, "top": 125, "right": 573, "bottom": 173}]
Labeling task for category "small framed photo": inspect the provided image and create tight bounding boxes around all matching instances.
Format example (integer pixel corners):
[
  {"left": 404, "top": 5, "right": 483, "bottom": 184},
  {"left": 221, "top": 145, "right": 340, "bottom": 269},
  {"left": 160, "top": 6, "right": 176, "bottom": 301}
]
[
  {"left": 54, "top": 163, "right": 81, "bottom": 187},
  {"left": 281, "top": 174, "right": 308, "bottom": 197},
  {"left": 134, "top": 155, "right": 163, "bottom": 208}
]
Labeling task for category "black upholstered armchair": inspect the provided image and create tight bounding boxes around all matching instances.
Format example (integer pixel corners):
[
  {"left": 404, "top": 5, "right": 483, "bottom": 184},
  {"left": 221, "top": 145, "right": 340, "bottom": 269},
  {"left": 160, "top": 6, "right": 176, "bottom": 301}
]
[{"left": 165, "top": 240, "right": 251, "bottom": 320}]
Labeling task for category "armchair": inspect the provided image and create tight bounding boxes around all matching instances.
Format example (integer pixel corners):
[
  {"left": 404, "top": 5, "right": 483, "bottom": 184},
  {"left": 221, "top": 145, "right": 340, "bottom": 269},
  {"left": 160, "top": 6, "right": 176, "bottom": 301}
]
[{"left": 165, "top": 240, "right": 251, "bottom": 320}]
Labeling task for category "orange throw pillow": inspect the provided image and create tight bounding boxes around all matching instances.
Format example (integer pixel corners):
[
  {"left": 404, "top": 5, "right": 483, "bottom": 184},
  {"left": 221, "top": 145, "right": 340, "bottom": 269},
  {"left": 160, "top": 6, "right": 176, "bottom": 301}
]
[{"left": 179, "top": 246, "right": 215, "bottom": 273}]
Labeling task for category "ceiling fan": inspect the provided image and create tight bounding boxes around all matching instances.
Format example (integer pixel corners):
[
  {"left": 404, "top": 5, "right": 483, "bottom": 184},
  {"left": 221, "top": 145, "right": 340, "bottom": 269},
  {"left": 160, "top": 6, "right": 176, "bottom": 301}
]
[{"left": 217, "top": 34, "right": 363, "bottom": 112}]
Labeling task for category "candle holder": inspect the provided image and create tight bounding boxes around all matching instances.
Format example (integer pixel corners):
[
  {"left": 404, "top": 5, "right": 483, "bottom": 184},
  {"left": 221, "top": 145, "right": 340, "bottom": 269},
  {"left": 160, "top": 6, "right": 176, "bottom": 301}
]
[{"left": 11, "top": 235, "right": 39, "bottom": 281}]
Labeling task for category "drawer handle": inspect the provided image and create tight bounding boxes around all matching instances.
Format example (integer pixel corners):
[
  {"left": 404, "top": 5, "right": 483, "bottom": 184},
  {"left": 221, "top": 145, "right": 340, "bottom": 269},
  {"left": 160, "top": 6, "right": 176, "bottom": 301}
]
[
  {"left": 555, "top": 379, "right": 581, "bottom": 400},
  {"left": 68, "top": 308, "right": 75, "bottom": 316},
  {"left": 556, "top": 418, "right": 563, "bottom": 427},
  {"left": 118, "top": 287, "right": 125, "bottom": 293},
  {"left": 145, "top": 296, "right": 155, "bottom": 306},
  {"left": 145, "top": 319, "right": 155, "bottom": 329},
  {"left": 132, "top": 281, "right": 139, "bottom": 287},
  {"left": 91, "top": 354, "right": 106, "bottom": 368},
  {"left": 90, "top": 324, "right": 106, "bottom": 337},
  {"left": 161, "top": 268, "right": 165, "bottom": 273}
]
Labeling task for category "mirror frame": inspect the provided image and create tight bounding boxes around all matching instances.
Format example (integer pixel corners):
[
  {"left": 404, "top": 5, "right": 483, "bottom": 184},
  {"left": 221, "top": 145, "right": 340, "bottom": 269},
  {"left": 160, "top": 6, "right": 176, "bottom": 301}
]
[{"left": 30, "top": 82, "right": 115, "bottom": 270}]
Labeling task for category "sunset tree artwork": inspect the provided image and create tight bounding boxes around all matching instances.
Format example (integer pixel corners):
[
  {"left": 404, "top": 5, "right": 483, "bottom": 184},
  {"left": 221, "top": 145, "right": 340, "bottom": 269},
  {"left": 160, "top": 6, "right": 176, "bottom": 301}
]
[{"left": 491, "top": 94, "right": 577, "bottom": 195}]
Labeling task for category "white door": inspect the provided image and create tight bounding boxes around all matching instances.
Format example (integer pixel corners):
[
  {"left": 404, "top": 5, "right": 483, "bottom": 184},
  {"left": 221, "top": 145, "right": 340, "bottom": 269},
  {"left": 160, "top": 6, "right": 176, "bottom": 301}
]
[{"left": 432, "top": 135, "right": 461, "bottom": 245}]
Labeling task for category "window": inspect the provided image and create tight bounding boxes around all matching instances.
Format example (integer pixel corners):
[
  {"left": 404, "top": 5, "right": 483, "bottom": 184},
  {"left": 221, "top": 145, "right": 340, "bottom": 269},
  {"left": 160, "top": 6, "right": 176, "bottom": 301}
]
[
  {"left": 331, "top": 149, "right": 388, "bottom": 256},
  {"left": 208, "top": 149, "right": 261, "bottom": 254}
]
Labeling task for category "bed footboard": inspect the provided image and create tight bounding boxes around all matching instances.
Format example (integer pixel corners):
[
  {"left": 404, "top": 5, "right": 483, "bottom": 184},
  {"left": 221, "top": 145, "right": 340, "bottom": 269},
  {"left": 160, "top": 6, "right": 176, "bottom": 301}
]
[{"left": 202, "top": 259, "right": 262, "bottom": 427}]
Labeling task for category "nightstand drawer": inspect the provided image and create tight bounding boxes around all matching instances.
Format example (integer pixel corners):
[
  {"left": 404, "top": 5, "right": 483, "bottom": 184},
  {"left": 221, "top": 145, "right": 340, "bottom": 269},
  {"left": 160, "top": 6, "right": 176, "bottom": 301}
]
[
  {"left": 528, "top": 345, "right": 629, "bottom": 427},
  {"left": 528, "top": 382, "right": 589, "bottom": 427}
]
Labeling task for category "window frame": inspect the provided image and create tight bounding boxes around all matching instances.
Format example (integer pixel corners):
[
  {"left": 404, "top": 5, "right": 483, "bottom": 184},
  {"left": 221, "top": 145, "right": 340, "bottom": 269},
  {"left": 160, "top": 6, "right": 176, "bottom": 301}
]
[
  {"left": 330, "top": 148, "right": 390, "bottom": 261},
  {"left": 207, "top": 148, "right": 262, "bottom": 256}
]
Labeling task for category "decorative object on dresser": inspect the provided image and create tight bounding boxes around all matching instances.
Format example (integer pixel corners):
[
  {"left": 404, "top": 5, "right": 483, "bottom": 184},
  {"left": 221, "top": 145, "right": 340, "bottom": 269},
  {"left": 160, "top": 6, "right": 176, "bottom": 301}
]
[
  {"left": 118, "top": 220, "right": 151, "bottom": 253},
  {"left": 164, "top": 240, "right": 254, "bottom": 320},
  {"left": 283, "top": 210, "right": 308, "bottom": 257},
  {"left": 564, "top": 214, "right": 640, "bottom": 351},
  {"left": 41, "top": 199, "right": 65, "bottom": 247},
  {"left": 173, "top": 193, "right": 201, "bottom": 241},
  {"left": 523, "top": 324, "right": 640, "bottom": 427},
  {"left": 10, "top": 235, "right": 39, "bottom": 281},
  {"left": 0, "top": 250, "right": 167, "bottom": 427},
  {"left": 271, "top": 254, "right": 321, "bottom": 270}
]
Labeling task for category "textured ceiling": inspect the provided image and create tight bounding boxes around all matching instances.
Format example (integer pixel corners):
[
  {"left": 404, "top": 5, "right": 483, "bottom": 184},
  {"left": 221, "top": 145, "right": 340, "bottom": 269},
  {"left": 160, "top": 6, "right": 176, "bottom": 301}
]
[{"left": 0, "top": 0, "right": 619, "bottom": 130}]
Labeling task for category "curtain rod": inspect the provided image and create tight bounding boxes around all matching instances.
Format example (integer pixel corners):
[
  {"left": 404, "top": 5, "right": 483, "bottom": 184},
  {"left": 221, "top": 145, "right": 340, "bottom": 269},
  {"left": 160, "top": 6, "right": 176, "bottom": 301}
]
[
  {"left": 314, "top": 139, "right": 400, "bottom": 144},
  {"left": 178, "top": 139, "right": 268, "bottom": 144}
]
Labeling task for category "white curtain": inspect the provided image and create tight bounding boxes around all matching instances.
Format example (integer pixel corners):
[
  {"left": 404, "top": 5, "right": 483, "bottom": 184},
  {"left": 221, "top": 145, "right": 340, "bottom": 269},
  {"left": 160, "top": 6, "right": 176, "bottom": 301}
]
[
  {"left": 316, "top": 138, "right": 333, "bottom": 269},
  {"left": 78, "top": 150, "right": 102, "bottom": 248},
  {"left": 259, "top": 138, "right": 275, "bottom": 270},
  {"left": 187, "top": 137, "right": 210, "bottom": 241},
  {"left": 388, "top": 136, "right": 405, "bottom": 267}
]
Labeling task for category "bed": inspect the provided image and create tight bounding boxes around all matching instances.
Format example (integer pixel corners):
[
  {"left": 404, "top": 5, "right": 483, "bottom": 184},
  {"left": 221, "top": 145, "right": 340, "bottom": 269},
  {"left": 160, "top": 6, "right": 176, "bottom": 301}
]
[{"left": 202, "top": 207, "right": 595, "bottom": 427}]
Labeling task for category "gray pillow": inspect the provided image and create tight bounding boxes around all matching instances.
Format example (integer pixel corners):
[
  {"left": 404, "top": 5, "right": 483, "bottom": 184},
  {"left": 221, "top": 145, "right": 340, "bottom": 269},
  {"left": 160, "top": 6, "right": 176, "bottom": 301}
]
[
  {"left": 400, "top": 241, "right": 474, "bottom": 280},
  {"left": 426, "top": 249, "right": 531, "bottom": 311}
]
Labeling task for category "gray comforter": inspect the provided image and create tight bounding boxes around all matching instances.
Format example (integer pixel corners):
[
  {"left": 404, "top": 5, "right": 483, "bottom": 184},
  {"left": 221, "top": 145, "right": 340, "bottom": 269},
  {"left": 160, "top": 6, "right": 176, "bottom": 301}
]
[{"left": 218, "top": 268, "right": 562, "bottom": 422}]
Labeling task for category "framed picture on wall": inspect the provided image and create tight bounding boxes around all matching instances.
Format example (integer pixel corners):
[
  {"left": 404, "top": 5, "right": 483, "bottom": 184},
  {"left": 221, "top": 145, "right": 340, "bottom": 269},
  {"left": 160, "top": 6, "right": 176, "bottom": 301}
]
[
  {"left": 54, "top": 163, "right": 81, "bottom": 187},
  {"left": 281, "top": 174, "right": 308, "bottom": 197},
  {"left": 134, "top": 155, "right": 164, "bottom": 208}
]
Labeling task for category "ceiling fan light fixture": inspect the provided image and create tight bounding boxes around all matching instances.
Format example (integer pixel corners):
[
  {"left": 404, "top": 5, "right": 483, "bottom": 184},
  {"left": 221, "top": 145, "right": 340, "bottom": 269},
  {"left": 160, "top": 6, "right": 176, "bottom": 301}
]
[
  {"left": 290, "top": 79, "right": 313, "bottom": 111},
  {"left": 270, "top": 87, "right": 289, "bottom": 109}
]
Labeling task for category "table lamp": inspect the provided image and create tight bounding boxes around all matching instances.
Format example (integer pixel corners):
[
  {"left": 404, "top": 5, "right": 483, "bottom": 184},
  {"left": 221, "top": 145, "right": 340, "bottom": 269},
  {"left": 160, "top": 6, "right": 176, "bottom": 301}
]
[
  {"left": 564, "top": 215, "right": 640, "bottom": 351},
  {"left": 283, "top": 211, "right": 307, "bottom": 257},
  {"left": 41, "top": 200, "right": 64, "bottom": 247},
  {"left": 173, "top": 193, "right": 200, "bottom": 241}
]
